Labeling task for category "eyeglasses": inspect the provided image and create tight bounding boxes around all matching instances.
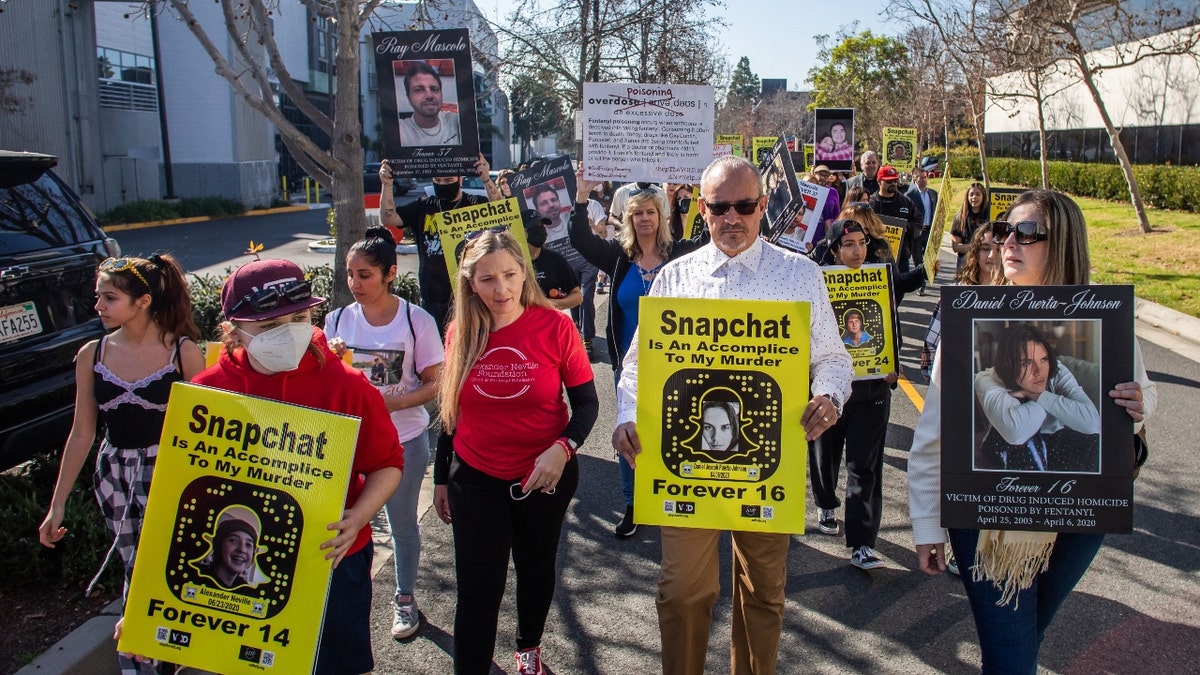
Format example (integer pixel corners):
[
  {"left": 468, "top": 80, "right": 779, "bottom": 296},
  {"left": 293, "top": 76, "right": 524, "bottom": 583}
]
[
  {"left": 100, "top": 257, "right": 150, "bottom": 289},
  {"left": 991, "top": 220, "right": 1049, "bottom": 245},
  {"left": 701, "top": 198, "right": 760, "bottom": 216},
  {"left": 848, "top": 202, "right": 872, "bottom": 208},
  {"left": 228, "top": 279, "right": 312, "bottom": 316},
  {"left": 464, "top": 225, "right": 510, "bottom": 242},
  {"left": 629, "top": 186, "right": 658, "bottom": 196}
]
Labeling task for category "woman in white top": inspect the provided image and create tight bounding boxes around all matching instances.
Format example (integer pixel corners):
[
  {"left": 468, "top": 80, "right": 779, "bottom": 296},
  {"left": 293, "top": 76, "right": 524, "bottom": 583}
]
[
  {"left": 907, "top": 190, "right": 1156, "bottom": 673},
  {"left": 325, "top": 226, "right": 444, "bottom": 640}
]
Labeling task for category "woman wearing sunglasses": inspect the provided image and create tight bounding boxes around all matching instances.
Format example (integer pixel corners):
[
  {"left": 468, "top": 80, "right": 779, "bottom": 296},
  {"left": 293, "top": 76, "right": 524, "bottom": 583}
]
[
  {"left": 908, "top": 190, "right": 1156, "bottom": 673},
  {"left": 569, "top": 166, "right": 703, "bottom": 538},
  {"left": 194, "top": 258, "right": 404, "bottom": 675},
  {"left": 38, "top": 254, "right": 204, "bottom": 674},
  {"left": 433, "top": 230, "right": 598, "bottom": 675}
]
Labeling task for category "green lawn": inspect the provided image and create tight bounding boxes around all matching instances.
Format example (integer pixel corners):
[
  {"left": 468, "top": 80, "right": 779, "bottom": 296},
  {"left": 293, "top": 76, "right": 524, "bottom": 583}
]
[{"left": 942, "top": 177, "right": 1200, "bottom": 318}]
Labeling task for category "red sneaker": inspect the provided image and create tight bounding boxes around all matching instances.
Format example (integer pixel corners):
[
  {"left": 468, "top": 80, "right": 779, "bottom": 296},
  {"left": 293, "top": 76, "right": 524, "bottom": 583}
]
[{"left": 515, "top": 646, "right": 545, "bottom": 675}]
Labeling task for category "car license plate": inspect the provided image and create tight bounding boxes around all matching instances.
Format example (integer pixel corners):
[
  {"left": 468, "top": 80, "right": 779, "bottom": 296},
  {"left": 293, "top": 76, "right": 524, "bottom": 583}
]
[{"left": 0, "top": 301, "right": 44, "bottom": 344}]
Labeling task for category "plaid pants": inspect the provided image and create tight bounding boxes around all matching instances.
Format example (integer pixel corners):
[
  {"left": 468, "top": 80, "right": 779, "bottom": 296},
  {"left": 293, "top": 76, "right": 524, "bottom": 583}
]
[{"left": 92, "top": 440, "right": 159, "bottom": 675}]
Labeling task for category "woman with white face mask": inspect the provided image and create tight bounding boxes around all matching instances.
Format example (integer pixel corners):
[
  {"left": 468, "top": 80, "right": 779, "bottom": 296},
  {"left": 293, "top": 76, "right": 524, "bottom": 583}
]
[{"left": 194, "top": 258, "right": 404, "bottom": 675}]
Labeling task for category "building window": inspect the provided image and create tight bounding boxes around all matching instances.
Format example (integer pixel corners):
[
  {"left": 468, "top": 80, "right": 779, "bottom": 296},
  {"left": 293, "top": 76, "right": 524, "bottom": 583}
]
[{"left": 97, "top": 47, "right": 158, "bottom": 112}]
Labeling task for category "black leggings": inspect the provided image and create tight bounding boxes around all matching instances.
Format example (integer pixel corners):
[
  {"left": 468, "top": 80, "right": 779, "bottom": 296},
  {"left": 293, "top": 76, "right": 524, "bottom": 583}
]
[{"left": 447, "top": 454, "right": 578, "bottom": 674}]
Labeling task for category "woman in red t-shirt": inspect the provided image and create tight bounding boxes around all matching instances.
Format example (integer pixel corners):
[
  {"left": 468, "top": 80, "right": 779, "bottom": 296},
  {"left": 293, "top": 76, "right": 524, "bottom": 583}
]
[{"left": 433, "top": 230, "right": 598, "bottom": 675}]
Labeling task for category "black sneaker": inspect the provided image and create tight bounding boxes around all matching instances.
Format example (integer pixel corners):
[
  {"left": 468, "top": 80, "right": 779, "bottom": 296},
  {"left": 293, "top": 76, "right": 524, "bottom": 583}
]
[{"left": 614, "top": 505, "right": 637, "bottom": 538}]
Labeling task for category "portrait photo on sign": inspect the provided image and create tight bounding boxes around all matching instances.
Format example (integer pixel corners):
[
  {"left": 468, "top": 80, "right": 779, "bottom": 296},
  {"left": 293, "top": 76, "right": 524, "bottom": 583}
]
[
  {"left": 840, "top": 307, "right": 874, "bottom": 348},
  {"left": 523, "top": 178, "right": 571, "bottom": 231},
  {"left": 661, "top": 369, "right": 782, "bottom": 481},
  {"left": 191, "top": 505, "right": 270, "bottom": 591},
  {"left": 393, "top": 59, "right": 461, "bottom": 147},
  {"left": 971, "top": 319, "right": 1102, "bottom": 474},
  {"left": 813, "top": 108, "right": 855, "bottom": 172},
  {"left": 168, "top": 477, "right": 301, "bottom": 619}
]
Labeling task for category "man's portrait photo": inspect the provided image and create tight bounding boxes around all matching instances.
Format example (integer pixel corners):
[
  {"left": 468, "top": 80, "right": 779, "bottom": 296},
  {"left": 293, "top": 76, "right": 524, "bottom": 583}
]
[
  {"left": 191, "top": 505, "right": 270, "bottom": 591},
  {"left": 394, "top": 59, "right": 461, "bottom": 147}
]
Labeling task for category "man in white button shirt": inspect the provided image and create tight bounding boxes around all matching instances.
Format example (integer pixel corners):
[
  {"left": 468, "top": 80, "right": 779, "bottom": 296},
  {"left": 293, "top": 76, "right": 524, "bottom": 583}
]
[{"left": 612, "top": 156, "right": 852, "bottom": 675}]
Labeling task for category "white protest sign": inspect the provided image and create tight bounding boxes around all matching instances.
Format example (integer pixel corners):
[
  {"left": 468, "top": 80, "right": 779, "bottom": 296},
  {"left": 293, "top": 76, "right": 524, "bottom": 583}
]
[
  {"left": 582, "top": 82, "right": 714, "bottom": 183},
  {"left": 713, "top": 143, "right": 733, "bottom": 159}
]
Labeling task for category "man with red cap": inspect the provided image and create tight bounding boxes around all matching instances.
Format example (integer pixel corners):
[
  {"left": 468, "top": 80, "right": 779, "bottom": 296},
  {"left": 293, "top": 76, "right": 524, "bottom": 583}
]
[{"left": 869, "top": 165, "right": 921, "bottom": 272}]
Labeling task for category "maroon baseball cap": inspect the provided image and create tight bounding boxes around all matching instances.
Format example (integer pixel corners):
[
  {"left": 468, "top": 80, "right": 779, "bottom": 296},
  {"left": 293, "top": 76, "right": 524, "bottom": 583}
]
[
  {"left": 221, "top": 259, "right": 325, "bottom": 322},
  {"left": 877, "top": 166, "right": 900, "bottom": 181}
]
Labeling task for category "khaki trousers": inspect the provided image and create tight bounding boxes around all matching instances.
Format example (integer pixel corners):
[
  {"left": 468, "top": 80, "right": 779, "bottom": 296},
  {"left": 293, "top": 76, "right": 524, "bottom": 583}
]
[{"left": 657, "top": 526, "right": 790, "bottom": 675}]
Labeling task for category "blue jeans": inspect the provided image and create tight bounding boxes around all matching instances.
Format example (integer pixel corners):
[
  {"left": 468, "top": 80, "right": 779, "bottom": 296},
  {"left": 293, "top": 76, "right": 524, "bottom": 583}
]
[
  {"left": 612, "top": 366, "right": 634, "bottom": 506},
  {"left": 948, "top": 528, "right": 1104, "bottom": 675},
  {"left": 385, "top": 431, "right": 431, "bottom": 597}
]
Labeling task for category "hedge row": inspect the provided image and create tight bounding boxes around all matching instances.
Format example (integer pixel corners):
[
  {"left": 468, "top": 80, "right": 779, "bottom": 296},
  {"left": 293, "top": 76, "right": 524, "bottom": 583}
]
[
  {"left": 942, "top": 155, "right": 1200, "bottom": 212},
  {"left": 188, "top": 263, "right": 421, "bottom": 342},
  {"left": 98, "top": 196, "right": 247, "bottom": 226}
]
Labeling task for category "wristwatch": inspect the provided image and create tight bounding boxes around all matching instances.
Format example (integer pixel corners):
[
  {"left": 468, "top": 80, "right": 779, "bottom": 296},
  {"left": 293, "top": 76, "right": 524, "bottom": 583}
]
[{"left": 823, "top": 394, "right": 843, "bottom": 417}]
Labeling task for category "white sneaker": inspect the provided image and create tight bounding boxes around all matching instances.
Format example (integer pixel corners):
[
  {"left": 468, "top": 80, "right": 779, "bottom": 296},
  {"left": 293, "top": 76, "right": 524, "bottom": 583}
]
[
  {"left": 850, "top": 546, "right": 884, "bottom": 570},
  {"left": 817, "top": 509, "right": 839, "bottom": 535},
  {"left": 391, "top": 594, "right": 419, "bottom": 639}
]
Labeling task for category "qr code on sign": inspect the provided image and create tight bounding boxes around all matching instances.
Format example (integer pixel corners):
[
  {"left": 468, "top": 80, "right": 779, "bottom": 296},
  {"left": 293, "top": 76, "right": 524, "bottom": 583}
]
[
  {"left": 155, "top": 627, "right": 169, "bottom": 642},
  {"left": 262, "top": 651, "right": 275, "bottom": 667},
  {"left": 762, "top": 506, "right": 774, "bottom": 519}
]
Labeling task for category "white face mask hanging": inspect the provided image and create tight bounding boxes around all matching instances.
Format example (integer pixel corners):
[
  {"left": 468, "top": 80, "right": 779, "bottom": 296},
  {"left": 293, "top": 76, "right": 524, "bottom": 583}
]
[{"left": 239, "top": 323, "right": 311, "bottom": 373}]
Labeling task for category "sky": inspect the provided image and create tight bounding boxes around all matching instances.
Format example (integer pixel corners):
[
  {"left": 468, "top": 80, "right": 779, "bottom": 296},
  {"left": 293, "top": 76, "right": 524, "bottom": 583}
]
[{"left": 474, "top": 0, "right": 900, "bottom": 91}]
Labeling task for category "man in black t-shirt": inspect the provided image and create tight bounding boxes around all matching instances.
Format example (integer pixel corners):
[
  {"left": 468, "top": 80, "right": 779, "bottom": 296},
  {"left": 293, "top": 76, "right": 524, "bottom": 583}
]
[
  {"left": 379, "top": 157, "right": 494, "bottom": 332},
  {"left": 524, "top": 210, "right": 582, "bottom": 310}
]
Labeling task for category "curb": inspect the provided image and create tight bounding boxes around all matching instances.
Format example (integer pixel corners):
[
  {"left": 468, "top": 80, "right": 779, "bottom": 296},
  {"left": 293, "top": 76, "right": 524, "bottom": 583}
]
[
  {"left": 1134, "top": 297, "right": 1200, "bottom": 346},
  {"left": 102, "top": 204, "right": 328, "bottom": 233}
]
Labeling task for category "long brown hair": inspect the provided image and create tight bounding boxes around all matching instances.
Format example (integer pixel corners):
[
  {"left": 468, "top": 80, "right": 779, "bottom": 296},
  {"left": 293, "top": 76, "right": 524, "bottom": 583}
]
[
  {"left": 439, "top": 230, "right": 555, "bottom": 431},
  {"left": 952, "top": 182, "right": 988, "bottom": 238},
  {"left": 957, "top": 222, "right": 1000, "bottom": 285},
  {"left": 1001, "top": 189, "right": 1091, "bottom": 286},
  {"left": 99, "top": 253, "right": 200, "bottom": 344}
]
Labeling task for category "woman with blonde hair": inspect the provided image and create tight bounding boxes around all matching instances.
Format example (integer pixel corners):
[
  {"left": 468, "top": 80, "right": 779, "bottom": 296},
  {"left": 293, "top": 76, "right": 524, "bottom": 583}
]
[
  {"left": 908, "top": 189, "right": 1155, "bottom": 673},
  {"left": 433, "top": 229, "right": 598, "bottom": 675},
  {"left": 568, "top": 166, "right": 703, "bottom": 537}
]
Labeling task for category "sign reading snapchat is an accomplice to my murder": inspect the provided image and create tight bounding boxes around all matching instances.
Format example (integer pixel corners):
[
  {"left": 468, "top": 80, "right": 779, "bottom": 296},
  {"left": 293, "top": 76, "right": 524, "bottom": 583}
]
[
  {"left": 119, "top": 383, "right": 358, "bottom": 675},
  {"left": 634, "top": 297, "right": 811, "bottom": 534}
]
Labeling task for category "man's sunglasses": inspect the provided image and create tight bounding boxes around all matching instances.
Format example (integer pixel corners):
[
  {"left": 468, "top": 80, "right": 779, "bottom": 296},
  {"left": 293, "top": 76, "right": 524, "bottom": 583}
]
[
  {"left": 991, "top": 220, "right": 1049, "bottom": 245},
  {"left": 701, "top": 198, "right": 760, "bottom": 216},
  {"left": 229, "top": 280, "right": 312, "bottom": 316}
]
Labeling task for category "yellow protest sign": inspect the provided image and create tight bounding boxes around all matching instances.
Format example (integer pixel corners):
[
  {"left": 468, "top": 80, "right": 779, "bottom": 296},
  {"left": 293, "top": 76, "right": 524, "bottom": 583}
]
[
  {"left": 989, "top": 187, "right": 1025, "bottom": 220},
  {"left": 882, "top": 127, "right": 918, "bottom": 171},
  {"left": 881, "top": 224, "right": 904, "bottom": 261},
  {"left": 752, "top": 136, "right": 777, "bottom": 166},
  {"left": 684, "top": 198, "right": 706, "bottom": 239},
  {"left": 823, "top": 264, "right": 898, "bottom": 380},
  {"left": 633, "top": 297, "right": 811, "bottom": 533},
  {"left": 924, "top": 168, "right": 953, "bottom": 283},
  {"left": 120, "top": 383, "right": 359, "bottom": 674},
  {"left": 803, "top": 143, "right": 815, "bottom": 172},
  {"left": 434, "top": 197, "right": 529, "bottom": 283},
  {"left": 716, "top": 134, "right": 743, "bottom": 157}
]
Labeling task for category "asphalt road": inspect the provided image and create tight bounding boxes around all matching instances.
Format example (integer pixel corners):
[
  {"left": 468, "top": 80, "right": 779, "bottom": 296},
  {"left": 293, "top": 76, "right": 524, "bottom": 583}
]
[{"left": 107, "top": 216, "right": 1200, "bottom": 674}]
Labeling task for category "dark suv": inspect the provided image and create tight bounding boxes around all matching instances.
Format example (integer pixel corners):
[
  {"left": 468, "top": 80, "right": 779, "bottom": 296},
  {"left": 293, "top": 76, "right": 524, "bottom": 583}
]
[{"left": 0, "top": 151, "right": 120, "bottom": 469}]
